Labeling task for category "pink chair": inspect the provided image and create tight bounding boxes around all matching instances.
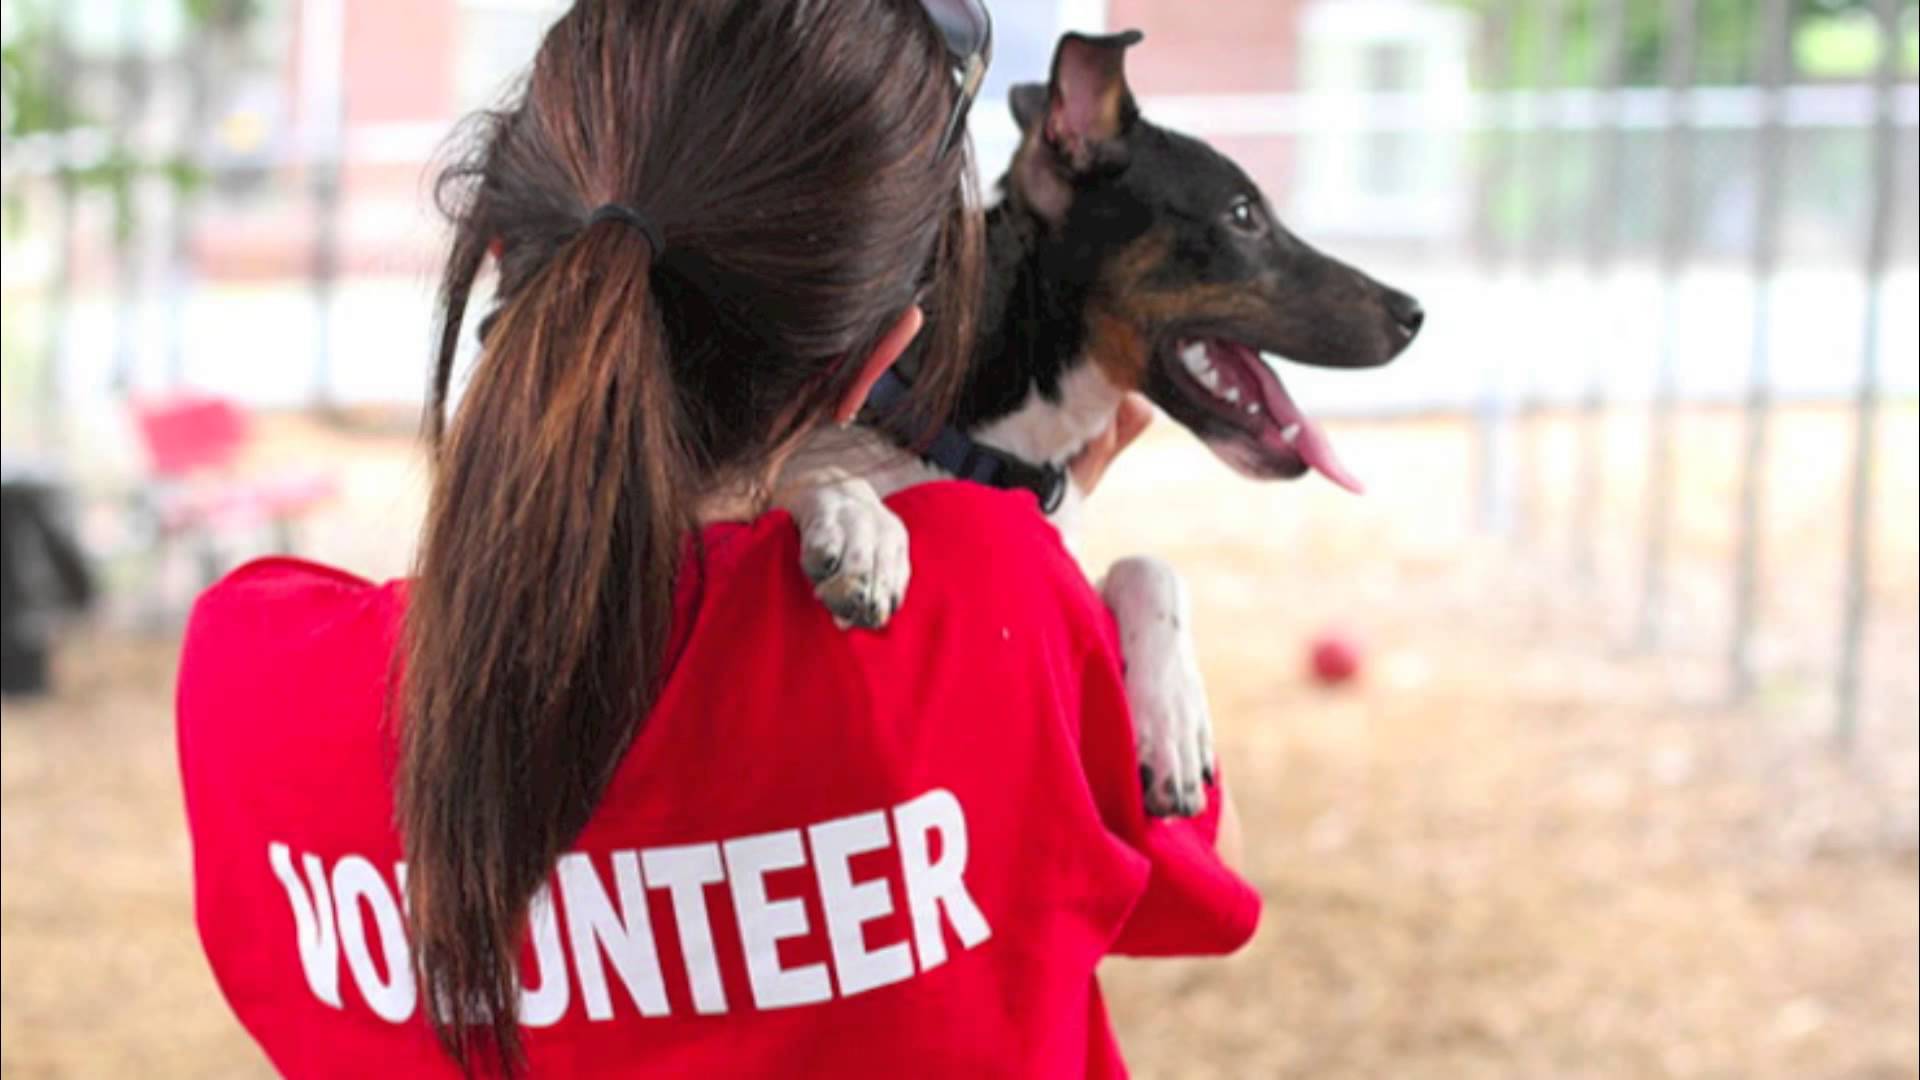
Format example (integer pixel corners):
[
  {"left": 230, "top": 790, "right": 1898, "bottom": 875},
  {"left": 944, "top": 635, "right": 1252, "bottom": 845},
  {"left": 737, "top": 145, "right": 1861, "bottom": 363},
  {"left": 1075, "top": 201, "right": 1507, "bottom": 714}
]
[{"left": 130, "top": 397, "right": 337, "bottom": 584}]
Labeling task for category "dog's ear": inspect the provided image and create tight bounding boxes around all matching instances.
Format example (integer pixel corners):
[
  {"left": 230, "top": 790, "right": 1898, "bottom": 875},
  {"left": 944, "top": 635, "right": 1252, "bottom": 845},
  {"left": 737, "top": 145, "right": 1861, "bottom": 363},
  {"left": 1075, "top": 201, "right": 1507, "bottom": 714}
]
[
  {"left": 1042, "top": 31, "right": 1144, "bottom": 171},
  {"left": 1009, "top": 83, "right": 1048, "bottom": 134},
  {"left": 1011, "top": 31, "right": 1144, "bottom": 225}
]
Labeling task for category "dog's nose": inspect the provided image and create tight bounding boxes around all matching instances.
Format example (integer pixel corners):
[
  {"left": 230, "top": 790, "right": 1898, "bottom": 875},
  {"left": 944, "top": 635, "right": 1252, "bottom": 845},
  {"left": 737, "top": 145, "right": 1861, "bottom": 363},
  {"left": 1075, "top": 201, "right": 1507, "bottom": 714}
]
[{"left": 1386, "top": 289, "right": 1425, "bottom": 340}]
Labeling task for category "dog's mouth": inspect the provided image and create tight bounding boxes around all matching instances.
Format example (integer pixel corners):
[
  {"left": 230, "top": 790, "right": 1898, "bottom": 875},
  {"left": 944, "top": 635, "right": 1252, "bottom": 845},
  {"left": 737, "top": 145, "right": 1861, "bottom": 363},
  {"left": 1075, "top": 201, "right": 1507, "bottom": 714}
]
[{"left": 1156, "top": 337, "right": 1364, "bottom": 494}]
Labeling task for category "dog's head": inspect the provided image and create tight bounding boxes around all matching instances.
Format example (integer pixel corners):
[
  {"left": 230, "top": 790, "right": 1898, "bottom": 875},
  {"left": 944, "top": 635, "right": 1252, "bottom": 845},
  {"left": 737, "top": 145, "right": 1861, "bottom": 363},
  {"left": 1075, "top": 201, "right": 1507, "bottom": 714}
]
[{"left": 1007, "top": 31, "right": 1423, "bottom": 489}]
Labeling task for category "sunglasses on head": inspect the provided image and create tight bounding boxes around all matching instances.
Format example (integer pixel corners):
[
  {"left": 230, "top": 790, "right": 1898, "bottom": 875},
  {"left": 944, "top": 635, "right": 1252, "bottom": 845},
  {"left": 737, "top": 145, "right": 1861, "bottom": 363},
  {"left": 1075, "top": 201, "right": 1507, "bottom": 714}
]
[{"left": 919, "top": 0, "right": 993, "bottom": 162}]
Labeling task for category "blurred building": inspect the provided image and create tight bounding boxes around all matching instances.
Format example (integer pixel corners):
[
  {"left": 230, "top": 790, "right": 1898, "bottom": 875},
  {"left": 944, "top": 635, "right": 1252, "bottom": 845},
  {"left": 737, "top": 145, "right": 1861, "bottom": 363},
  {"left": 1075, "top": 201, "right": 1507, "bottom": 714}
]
[
  {"left": 1114, "top": 0, "right": 1473, "bottom": 246},
  {"left": 207, "top": 0, "right": 1374, "bottom": 280},
  {"left": 1, "top": 0, "right": 1913, "bottom": 418}
]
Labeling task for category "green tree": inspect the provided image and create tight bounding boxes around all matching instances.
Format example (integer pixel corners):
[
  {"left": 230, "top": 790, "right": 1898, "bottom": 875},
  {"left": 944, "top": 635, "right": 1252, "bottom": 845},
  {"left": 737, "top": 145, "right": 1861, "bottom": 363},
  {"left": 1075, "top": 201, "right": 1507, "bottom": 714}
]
[
  {"left": 1, "top": 0, "right": 263, "bottom": 234},
  {"left": 1457, "top": 0, "right": 1918, "bottom": 88}
]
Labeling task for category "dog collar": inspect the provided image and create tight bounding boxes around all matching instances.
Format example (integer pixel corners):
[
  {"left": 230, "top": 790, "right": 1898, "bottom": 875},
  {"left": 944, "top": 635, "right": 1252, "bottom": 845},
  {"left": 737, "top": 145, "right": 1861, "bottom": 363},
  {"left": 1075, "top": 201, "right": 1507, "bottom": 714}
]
[{"left": 863, "top": 370, "right": 1070, "bottom": 515}]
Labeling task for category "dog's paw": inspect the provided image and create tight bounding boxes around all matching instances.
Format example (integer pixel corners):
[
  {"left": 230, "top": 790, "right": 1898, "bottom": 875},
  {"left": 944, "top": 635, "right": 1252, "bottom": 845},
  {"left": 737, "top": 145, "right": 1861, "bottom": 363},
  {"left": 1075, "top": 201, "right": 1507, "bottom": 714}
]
[
  {"left": 796, "top": 483, "right": 910, "bottom": 631},
  {"left": 1132, "top": 659, "right": 1213, "bottom": 819},
  {"left": 1104, "top": 557, "right": 1214, "bottom": 819}
]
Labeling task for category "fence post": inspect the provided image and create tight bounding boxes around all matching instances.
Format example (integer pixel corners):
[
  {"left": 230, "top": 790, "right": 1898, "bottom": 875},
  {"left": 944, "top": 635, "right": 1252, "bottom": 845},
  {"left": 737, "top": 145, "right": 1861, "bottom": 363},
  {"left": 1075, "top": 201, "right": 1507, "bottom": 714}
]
[
  {"left": 1574, "top": 0, "right": 1628, "bottom": 583},
  {"left": 299, "top": 0, "right": 348, "bottom": 410},
  {"left": 108, "top": 0, "right": 148, "bottom": 396},
  {"left": 165, "top": 14, "right": 218, "bottom": 391},
  {"left": 1473, "top": 0, "right": 1518, "bottom": 535},
  {"left": 42, "top": 11, "right": 79, "bottom": 454},
  {"left": 1835, "top": 0, "right": 1905, "bottom": 748},
  {"left": 1515, "top": 0, "right": 1567, "bottom": 548},
  {"left": 1730, "top": 0, "right": 1794, "bottom": 702},
  {"left": 1638, "top": 0, "right": 1698, "bottom": 651}
]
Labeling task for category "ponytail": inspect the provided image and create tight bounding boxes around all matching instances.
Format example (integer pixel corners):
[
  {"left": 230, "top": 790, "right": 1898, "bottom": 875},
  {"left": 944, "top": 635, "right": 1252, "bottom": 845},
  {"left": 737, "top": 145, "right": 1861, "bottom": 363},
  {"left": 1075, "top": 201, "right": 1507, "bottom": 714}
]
[
  {"left": 400, "top": 0, "right": 984, "bottom": 1071},
  {"left": 400, "top": 220, "right": 691, "bottom": 1073}
]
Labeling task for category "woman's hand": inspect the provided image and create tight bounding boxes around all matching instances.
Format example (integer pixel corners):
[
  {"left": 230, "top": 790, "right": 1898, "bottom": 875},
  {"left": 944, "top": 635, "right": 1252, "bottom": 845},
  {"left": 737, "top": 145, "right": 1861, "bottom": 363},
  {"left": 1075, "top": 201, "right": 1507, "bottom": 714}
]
[{"left": 1069, "top": 394, "right": 1155, "bottom": 496}]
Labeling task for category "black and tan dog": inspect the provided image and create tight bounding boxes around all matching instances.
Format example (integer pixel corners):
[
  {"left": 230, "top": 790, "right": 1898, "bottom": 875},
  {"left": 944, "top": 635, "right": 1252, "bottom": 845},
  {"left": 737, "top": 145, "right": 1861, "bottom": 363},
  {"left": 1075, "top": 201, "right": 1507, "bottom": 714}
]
[{"left": 777, "top": 31, "right": 1422, "bottom": 816}]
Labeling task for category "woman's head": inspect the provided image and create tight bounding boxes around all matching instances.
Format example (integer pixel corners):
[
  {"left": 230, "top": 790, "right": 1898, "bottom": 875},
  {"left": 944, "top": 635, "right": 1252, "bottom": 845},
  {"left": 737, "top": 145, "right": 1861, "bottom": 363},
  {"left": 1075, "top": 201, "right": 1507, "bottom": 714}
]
[
  {"left": 401, "top": 0, "right": 982, "bottom": 1070},
  {"left": 434, "top": 0, "right": 981, "bottom": 459}
]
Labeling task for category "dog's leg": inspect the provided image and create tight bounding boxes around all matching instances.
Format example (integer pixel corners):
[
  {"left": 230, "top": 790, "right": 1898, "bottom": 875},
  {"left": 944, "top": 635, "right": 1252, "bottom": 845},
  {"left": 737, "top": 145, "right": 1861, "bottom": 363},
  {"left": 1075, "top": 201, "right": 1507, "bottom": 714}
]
[
  {"left": 1102, "top": 556, "right": 1213, "bottom": 818},
  {"left": 785, "top": 475, "right": 910, "bottom": 631},
  {"left": 772, "top": 428, "right": 938, "bottom": 631}
]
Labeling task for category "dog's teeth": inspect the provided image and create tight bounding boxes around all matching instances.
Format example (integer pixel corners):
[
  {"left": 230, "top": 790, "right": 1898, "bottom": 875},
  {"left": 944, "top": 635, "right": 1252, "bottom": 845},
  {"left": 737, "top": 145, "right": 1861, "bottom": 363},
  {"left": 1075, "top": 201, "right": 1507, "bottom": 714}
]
[
  {"left": 1224, "top": 387, "right": 1241, "bottom": 403},
  {"left": 1248, "top": 403, "right": 1262, "bottom": 416},
  {"left": 1281, "top": 423, "right": 1303, "bottom": 444},
  {"left": 1180, "top": 342, "right": 1209, "bottom": 374}
]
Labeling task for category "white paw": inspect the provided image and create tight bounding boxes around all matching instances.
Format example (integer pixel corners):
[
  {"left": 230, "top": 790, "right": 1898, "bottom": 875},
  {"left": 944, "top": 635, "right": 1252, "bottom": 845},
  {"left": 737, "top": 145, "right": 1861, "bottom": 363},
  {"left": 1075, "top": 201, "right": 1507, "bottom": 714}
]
[
  {"left": 1131, "top": 652, "right": 1213, "bottom": 819},
  {"left": 1104, "top": 557, "right": 1214, "bottom": 819},
  {"left": 794, "top": 482, "right": 911, "bottom": 631}
]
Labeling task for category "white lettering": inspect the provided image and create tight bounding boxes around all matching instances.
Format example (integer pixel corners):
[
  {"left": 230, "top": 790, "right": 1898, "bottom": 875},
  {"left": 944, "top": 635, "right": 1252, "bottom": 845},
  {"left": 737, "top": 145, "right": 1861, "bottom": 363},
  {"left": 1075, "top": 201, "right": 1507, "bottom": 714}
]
[
  {"left": 263, "top": 789, "right": 989, "bottom": 1026},
  {"left": 268, "top": 842, "right": 342, "bottom": 1008},
  {"left": 332, "top": 856, "right": 416, "bottom": 1022},
  {"left": 724, "top": 830, "right": 832, "bottom": 1010},
  {"left": 641, "top": 844, "right": 729, "bottom": 1016},
  {"left": 557, "top": 852, "right": 670, "bottom": 1020},
  {"left": 893, "top": 790, "right": 991, "bottom": 971},
  {"left": 519, "top": 885, "right": 570, "bottom": 1028},
  {"left": 809, "top": 812, "right": 913, "bottom": 997}
]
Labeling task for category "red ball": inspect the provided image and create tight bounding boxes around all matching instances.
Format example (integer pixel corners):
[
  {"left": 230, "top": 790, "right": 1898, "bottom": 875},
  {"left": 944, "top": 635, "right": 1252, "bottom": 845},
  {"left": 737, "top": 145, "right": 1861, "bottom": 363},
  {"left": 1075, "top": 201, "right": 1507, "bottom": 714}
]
[{"left": 1310, "top": 632, "right": 1364, "bottom": 685}]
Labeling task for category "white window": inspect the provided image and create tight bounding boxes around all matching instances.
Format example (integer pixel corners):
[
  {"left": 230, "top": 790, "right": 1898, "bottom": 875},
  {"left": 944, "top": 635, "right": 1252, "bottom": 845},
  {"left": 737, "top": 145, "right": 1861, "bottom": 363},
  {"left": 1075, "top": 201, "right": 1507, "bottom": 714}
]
[
  {"left": 456, "top": 0, "right": 568, "bottom": 111},
  {"left": 1293, "top": 0, "right": 1472, "bottom": 240}
]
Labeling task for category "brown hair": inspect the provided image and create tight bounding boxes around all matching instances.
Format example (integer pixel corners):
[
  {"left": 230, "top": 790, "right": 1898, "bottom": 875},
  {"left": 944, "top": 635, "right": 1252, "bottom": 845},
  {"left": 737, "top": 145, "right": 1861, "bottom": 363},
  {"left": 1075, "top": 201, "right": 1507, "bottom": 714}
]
[{"left": 399, "top": 1, "right": 981, "bottom": 1071}]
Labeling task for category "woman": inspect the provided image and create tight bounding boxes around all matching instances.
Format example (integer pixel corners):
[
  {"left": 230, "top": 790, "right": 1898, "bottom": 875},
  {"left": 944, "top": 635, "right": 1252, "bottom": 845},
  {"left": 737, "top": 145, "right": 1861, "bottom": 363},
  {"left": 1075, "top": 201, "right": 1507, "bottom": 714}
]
[{"left": 178, "top": 1, "right": 1258, "bottom": 1076}]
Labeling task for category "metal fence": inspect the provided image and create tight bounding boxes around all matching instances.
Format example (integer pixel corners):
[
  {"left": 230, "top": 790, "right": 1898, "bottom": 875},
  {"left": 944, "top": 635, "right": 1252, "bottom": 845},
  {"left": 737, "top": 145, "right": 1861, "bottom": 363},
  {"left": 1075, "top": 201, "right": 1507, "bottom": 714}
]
[
  {"left": 2, "top": 0, "right": 1917, "bottom": 740},
  {"left": 1459, "top": 0, "right": 1916, "bottom": 743},
  {"left": 1102, "top": 1, "right": 1917, "bottom": 744}
]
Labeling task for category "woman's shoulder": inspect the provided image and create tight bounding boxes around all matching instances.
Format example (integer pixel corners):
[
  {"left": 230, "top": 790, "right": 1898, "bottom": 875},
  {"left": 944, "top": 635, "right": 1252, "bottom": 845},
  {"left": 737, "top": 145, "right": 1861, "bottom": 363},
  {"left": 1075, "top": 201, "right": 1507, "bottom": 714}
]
[
  {"left": 187, "top": 557, "right": 399, "bottom": 646},
  {"left": 194, "top": 555, "right": 385, "bottom": 607},
  {"left": 883, "top": 482, "right": 1111, "bottom": 640},
  {"left": 885, "top": 481, "right": 1081, "bottom": 577},
  {"left": 181, "top": 558, "right": 404, "bottom": 720},
  {"left": 707, "top": 480, "right": 1107, "bottom": 652},
  {"left": 886, "top": 480, "right": 1065, "bottom": 538}
]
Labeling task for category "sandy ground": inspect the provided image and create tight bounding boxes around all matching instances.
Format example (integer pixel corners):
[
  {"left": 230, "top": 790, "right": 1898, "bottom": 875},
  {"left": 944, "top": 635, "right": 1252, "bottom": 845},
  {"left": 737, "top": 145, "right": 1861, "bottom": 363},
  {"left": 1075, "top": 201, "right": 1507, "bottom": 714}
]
[{"left": 3, "top": 406, "right": 1916, "bottom": 1078}]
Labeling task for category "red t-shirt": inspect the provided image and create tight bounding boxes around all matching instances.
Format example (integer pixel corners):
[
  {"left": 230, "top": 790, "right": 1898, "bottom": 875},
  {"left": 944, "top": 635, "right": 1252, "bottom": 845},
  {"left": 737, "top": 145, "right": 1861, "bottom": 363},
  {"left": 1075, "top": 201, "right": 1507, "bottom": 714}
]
[{"left": 178, "top": 482, "right": 1259, "bottom": 1078}]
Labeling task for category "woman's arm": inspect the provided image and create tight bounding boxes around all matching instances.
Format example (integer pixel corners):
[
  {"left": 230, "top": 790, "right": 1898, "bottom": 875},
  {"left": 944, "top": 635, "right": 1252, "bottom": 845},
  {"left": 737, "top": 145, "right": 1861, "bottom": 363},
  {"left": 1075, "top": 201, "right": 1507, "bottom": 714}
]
[
  {"left": 1069, "top": 392, "right": 1259, "bottom": 949},
  {"left": 1069, "top": 623, "right": 1261, "bottom": 958}
]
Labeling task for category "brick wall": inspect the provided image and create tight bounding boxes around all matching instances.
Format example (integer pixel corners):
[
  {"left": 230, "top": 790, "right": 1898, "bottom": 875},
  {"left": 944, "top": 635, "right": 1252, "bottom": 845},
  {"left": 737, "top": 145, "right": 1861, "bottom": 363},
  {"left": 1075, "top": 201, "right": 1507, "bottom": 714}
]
[
  {"left": 1105, "top": 0, "right": 1308, "bottom": 204},
  {"left": 342, "top": 0, "right": 459, "bottom": 127},
  {"left": 1107, "top": 0, "right": 1305, "bottom": 95}
]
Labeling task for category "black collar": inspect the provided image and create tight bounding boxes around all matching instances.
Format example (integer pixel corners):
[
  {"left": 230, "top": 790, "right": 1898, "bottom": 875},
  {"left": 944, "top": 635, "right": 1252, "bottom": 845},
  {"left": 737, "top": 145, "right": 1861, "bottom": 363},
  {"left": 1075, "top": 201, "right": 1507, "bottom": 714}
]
[{"left": 863, "top": 370, "right": 1069, "bottom": 515}]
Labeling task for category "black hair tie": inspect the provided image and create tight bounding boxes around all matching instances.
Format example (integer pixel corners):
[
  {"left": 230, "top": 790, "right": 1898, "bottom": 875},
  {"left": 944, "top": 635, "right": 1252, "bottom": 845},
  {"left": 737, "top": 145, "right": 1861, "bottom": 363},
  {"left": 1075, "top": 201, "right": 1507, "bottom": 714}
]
[{"left": 586, "top": 203, "right": 665, "bottom": 258}]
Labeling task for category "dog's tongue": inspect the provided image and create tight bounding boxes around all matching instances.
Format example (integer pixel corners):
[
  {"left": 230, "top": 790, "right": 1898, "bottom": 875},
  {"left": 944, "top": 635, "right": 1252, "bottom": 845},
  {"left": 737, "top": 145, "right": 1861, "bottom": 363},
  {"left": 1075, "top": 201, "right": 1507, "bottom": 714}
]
[{"left": 1217, "top": 342, "right": 1365, "bottom": 496}]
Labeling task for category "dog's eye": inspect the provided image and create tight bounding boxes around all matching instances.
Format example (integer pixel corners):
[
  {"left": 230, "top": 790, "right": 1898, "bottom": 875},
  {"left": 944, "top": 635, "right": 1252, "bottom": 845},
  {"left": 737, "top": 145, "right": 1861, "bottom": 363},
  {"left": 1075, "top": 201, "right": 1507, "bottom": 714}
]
[{"left": 1226, "top": 197, "right": 1265, "bottom": 235}]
